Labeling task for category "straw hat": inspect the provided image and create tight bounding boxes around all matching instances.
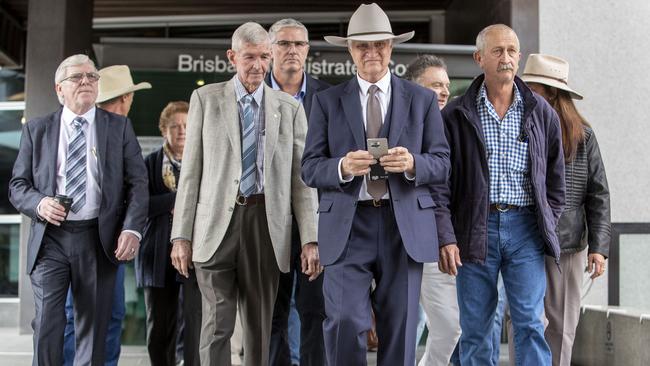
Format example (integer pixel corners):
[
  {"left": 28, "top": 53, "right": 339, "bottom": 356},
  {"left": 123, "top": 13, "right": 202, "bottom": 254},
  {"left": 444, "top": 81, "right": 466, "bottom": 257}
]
[
  {"left": 324, "top": 3, "right": 414, "bottom": 47},
  {"left": 521, "top": 54, "right": 583, "bottom": 100},
  {"left": 96, "top": 65, "right": 151, "bottom": 103}
]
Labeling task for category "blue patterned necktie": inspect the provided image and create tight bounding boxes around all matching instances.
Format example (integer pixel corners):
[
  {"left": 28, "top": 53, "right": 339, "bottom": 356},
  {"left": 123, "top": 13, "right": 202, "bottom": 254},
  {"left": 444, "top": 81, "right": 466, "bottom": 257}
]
[
  {"left": 239, "top": 95, "right": 257, "bottom": 197},
  {"left": 66, "top": 116, "right": 87, "bottom": 213}
]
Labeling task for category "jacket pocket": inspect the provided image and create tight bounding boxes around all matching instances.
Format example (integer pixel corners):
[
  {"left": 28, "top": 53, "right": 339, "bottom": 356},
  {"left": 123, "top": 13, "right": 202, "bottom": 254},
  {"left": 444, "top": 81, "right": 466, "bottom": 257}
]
[
  {"left": 317, "top": 199, "right": 333, "bottom": 213},
  {"left": 417, "top": 195, "right": 436, "bottom": 209}
]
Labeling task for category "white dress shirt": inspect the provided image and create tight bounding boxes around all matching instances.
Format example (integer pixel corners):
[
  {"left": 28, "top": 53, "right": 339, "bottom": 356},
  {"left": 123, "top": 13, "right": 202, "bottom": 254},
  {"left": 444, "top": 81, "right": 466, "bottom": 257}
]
[
  {"left": 56, "top": 106, "right": 101, "bottom": 220},
  {"left": 338, "top": 71, "right": 392, "bottom": 200}
]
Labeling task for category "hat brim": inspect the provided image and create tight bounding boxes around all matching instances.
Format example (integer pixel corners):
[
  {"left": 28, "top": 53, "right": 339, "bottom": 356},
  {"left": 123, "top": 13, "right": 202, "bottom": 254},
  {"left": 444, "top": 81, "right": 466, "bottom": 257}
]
[
  {"left": 324, "top": 31, "right": 414, "bottom": 47},
  {"left": 96, "top": 81, "right": 152, "bottom": 103},
  {"left": 521, "top": 75, "right": 583, "bottom": 100}
]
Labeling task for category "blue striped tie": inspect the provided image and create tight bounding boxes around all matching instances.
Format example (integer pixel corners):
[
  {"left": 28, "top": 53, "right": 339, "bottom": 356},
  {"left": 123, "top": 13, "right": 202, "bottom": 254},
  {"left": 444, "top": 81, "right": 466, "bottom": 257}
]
[
  {"left": 66, "top": 116, "right": 87, "bottom": 213},
  {"left": 239, "top": 95, "right": 257, "bottom": 197}
]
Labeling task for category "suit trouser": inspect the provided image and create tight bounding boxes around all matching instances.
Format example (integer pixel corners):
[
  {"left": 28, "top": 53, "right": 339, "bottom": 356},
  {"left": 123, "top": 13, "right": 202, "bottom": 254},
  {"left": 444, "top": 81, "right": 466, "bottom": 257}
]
[
  {"left": 63, "top": 264, "right": 125, "bottom": 366},
  {"left": 269, "top": 220, "right": 325, "bottom": 366},
  {"left": 195, "top": 202, "right": 280, "bottom": 366},
  {"left": 323, "top": 204, "right": 423, "bottom": 366},
  {"left": 30, "top": 219, "right": 117, "bottom": 366},
  {"left": 418, "top": 263, "right": 461, "bottom": 366},
  {"left": 544, "top": 247, "right": 588, "bottom": 366}
]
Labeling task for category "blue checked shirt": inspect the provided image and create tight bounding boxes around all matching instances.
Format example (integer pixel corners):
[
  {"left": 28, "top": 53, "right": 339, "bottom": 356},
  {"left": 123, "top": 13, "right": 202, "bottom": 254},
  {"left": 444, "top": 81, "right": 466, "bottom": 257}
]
[
  {"left": 476, "top": 82, "right": 534, "bottom": 206},
  {"left": 234, "top": 76, "right": 265, "bottom": 194}
]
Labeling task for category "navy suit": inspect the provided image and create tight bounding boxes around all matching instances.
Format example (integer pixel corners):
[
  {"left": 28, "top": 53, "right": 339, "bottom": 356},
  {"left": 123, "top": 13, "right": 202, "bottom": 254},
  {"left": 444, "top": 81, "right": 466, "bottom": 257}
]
[
  {"left": 301, "top": 74, "right": 450, "bottom": 365},
  {"left": 9, "top": 108, "right": 148, "bottom": 366},
  {"left": 266, "top": 72, "right": 330, "bottom": 366}
]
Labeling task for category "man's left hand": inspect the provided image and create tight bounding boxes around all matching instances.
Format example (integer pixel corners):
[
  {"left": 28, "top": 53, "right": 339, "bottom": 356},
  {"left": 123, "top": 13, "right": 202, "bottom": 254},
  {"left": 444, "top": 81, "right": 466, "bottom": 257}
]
[
  {"left": 301, "top": 242, "right": 323, "bottom": 281},
  {"left": 115, "top": 232, "right": 140, "bottom": 261},
  {"left": 380, "top": 147, "right": 415, "bottom": 175},
  {"left": 587, "top": 253, "right": 607, "bottom": 279}
]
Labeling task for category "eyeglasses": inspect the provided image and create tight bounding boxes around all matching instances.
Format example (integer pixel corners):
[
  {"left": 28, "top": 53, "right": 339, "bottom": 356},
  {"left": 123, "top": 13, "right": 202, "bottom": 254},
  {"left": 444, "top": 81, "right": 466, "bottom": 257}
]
[
  {"left": 60, "top": 72, "right": 101, "bottom": 84},
  {"left": 273, "top": 40, "right": 309, "bottom": 49}
]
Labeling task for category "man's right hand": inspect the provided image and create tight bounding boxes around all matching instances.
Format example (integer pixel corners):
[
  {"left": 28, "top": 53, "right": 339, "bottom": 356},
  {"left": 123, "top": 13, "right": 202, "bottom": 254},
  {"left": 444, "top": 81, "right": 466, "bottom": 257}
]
[
  {"left": 439, "top": 243, "right": 462, "bottom": 276},
  {"left": 341, "top": 150, "right": 376, "bottom": 177},
  {"left": 37, "top": 197, "right": 66, "bottom": 226},
  {"left": 171, "top": 239, "right": 193, "bottom": 278}
]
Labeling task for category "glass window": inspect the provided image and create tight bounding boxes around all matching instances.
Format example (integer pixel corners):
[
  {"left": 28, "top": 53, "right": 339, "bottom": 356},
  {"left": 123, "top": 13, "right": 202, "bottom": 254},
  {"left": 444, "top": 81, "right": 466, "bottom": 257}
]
[
  {"left": 0, "top": 102, "right": 24, "bottom": 215},
  {"left": 0, "top": 219, "right": 20, "bottom": 297}
]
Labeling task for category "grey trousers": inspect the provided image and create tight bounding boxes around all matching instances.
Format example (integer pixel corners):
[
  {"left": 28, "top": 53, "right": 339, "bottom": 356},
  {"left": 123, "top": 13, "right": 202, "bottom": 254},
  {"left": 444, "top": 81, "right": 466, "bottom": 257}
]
[
  {"left": 544, "top": 248, "right": 588, "bottom": 366},
  {"left": 195, "top": 202, "right": 280, "bottom": 366}
]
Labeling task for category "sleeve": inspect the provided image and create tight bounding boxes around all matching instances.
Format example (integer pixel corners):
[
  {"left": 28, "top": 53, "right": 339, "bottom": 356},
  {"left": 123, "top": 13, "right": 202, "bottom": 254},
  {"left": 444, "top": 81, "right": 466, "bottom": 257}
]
[
  {"left": 8, "top": 123, "right": 48, "bottom": 220},
  {"left": 584, "top": 131, "right": 611, "bottom": 257}
]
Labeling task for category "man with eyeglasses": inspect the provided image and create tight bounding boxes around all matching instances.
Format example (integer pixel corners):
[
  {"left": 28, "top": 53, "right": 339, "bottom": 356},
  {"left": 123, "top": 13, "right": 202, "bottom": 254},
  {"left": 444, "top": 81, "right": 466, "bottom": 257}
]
[
  {"left": 265, "top": 18, "right": 330, "bottom": 366},
  {"left": 9, "top": 54, "right": 148, "bottom": 366}
]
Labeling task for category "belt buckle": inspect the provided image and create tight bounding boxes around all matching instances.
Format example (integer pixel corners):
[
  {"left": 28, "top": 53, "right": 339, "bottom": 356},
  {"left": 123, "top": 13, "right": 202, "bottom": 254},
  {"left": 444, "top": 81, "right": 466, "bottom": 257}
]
[
  {"left": 372, "top": 199, "right": 382, "bottom": 207},
  {"left": 496, "top": 204, "right": 510, "bottom": 213},
  {"left": 235, "top": 195, "right": 247, "bottom": 206}
]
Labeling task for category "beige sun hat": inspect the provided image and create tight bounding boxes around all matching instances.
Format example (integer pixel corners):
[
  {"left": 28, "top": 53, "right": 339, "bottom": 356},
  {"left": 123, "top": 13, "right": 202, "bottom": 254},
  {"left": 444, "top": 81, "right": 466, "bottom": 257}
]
[
  {"left": 521, "top": 54, "right": 583, "bottom": 100},
  {"left": 324, "top": 3, "right": 414, "bottom": 47},
  {"left": 96, "top": 65, "right": 152, "bottom": 103}
]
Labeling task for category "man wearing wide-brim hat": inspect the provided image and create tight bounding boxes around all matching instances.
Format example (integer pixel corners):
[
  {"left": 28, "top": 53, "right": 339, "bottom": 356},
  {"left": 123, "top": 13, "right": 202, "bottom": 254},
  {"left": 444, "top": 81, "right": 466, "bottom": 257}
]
[
  {"left": 301, "top": 3, "right": 450, "bottom": 365},
  {"left": 62, "top": 63, "right": 151, "bottom": 366}
]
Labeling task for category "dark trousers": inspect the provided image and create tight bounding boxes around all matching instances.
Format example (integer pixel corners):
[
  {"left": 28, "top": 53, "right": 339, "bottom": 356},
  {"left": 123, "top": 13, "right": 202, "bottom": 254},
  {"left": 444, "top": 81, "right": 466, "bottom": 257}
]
[
  {"left": 322, "top": 205, "right": 423, "bottom": 366},
  {"left": 30, "top": 219, "right": 117, "bottom": 366},
  {"left": 144, "top": 262, "right": 202, "bottom": 366},
  {"left": 195, "top": 201, "right": 280, "bottom": 366},
  {"left": 269, "top": 221, "right": 325, "bottom": 366}
]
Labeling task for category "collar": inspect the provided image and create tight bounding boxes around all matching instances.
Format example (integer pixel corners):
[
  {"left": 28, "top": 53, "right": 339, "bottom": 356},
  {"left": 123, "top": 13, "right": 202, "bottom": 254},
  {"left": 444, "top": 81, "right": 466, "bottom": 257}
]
[
  {"left": 356, "top": 70, "right": 391, "bottom": 96},
  {"left": 477, "top": 81, "right": 523, "bottom": 107},
  {"left": 62, "top": 105, "right": 96, "bottom": 126},
  {"left": 270, "top": 71, "right": 307, "bottom": 100},
  {"left": 233, "top": 75, "right": 264, "bottom": 105}
]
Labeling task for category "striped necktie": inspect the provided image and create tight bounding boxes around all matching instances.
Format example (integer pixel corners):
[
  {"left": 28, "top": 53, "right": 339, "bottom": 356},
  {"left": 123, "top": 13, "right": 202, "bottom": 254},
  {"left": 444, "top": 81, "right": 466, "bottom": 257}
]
[
  {"left": 66, "top": 116, "right": 87, "bottom": 213},
  {"left": 239, "top": 95, "right": 257, "bottom": 197}
]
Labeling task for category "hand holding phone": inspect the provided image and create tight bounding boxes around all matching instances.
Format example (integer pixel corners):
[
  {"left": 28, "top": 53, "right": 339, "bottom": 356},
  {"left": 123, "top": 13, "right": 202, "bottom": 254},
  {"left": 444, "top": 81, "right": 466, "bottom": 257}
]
[{"left": 367, "top": 138, "right": 389, "bottom": 180}]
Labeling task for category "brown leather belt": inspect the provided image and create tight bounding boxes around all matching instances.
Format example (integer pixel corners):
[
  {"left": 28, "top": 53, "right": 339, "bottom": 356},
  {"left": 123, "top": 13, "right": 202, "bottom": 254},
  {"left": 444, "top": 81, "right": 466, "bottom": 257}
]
[
  {"left": 489, "top": 203, "right": 526, "bottom": 212},
  {"left": 235, "top": 194, "right": 265, "bottom": 206},
  {"left": 358, "top": 199, "right": 390, "bottom": 207}
]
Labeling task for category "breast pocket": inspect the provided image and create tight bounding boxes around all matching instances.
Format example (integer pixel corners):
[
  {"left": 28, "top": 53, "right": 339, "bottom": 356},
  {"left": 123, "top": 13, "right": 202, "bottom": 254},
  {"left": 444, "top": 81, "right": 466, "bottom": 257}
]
[{"left": 510, "top": 140, "right": 530, "bottom": 173}]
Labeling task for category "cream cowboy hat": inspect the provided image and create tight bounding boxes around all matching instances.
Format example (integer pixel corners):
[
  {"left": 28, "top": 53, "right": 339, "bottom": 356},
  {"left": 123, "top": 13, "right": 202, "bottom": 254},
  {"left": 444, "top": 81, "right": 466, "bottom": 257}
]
[
  {"left": 324, "top": 3, "right": 414, "bottom": 47},
  {"left": 96, "top": 65, "right": 152, "bottom": 103},
  {"left": 521, "top": 54, "right": 583, "bottom": 100}
]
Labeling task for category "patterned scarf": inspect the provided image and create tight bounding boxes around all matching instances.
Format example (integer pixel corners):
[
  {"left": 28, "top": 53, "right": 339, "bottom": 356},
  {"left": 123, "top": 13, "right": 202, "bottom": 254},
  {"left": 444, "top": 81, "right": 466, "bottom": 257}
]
[{"left": 162, "top": 142, "right": 182, "bottom": 192}]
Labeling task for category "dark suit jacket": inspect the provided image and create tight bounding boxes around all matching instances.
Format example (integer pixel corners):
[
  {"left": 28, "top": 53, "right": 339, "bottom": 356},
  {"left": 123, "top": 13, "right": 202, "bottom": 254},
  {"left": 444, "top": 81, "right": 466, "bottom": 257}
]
[
  {"left": 301, "top": 74, "right": 450, "bottom": 265},
  {"left": 136, "top": 147, "right": 176, "bottom": 288},
  {"left": 265, "top": 71, "right": 330, "bottom": 119},
  {"left": 9, "top": 107, "right": 149, "bottom": 274}
]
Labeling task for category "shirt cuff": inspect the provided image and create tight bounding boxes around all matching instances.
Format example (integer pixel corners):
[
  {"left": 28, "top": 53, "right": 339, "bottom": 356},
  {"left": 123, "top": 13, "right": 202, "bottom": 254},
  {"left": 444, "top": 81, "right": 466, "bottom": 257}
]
[
  {"left": 36, "top": 198, "right": 46, "bottom": 221},
  {"left": 338, "top": 158, "right": 354, "bottom": 183},
  {"left": 404, "top": 172, "right": 416, "bottom": 181},
  {"left": 122, "top": 230, "right": 142, "bottom": 241},
  {"left": 171, "top": 237, "right": 191, "bottom": 244}
]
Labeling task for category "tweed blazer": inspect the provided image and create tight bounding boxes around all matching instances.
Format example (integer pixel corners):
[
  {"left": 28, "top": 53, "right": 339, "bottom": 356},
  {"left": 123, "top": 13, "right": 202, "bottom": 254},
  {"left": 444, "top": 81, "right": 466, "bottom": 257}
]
[{"left": 170, "top": 77, "right": 318, "bottom": 272}]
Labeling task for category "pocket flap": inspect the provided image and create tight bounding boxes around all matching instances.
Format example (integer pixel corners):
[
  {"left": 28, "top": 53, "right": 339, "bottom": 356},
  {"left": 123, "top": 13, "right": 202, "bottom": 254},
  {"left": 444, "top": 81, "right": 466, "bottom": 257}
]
[
  {"left": 317, "top": 199, "right": 333, "bottom": 213},
  {"left": 417, "top": 195, "right": 436, "bottom": 209}
]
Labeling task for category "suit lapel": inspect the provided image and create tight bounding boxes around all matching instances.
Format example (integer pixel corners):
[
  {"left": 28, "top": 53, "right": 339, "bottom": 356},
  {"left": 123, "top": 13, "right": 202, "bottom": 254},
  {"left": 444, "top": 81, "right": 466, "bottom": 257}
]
[
  {"left": 388, "top": 75, "right": 411, "bottom": 147},
  {"left": 45, "top": 109, "right": 63, "bottom": 195},
  {"left": 222, "top": 79, "right": 241, "bottom": 158},
  {"left": 304, "top": 75, "right": 316, "bottom": 118},
  {"left": 340, "top": 79, "right": 365, "bottom": 149},
  {"left": 96, "top": 109, "right": 109, "bottom": 189},
  {"left": 263, "top": 84, "right": 280, "bottom": 166}
]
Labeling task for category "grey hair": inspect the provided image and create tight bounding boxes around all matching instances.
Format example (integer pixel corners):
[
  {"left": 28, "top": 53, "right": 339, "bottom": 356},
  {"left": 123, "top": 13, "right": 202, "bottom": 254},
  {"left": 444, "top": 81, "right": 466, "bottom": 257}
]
[
  {"left": 269, "top": 18, "right": 309, "bottom": 43},
  {"left": 403, "top": 54, "right": 447, "bottom": 81},
  {"left": 475, "top": 24, "right": 519, "bottom": 54},
  {"left": 54, "top": 54, "right": 96, "bottom": 84},
  {"left": 231, "top": 22, "right": 270, "bottom": 51}
]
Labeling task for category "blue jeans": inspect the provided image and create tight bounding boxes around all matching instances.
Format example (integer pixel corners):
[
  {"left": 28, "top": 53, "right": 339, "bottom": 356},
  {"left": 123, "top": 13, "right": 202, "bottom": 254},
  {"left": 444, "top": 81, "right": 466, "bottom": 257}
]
[
  {"left": 491, "top": 275, "right": 507, "bottom": 365},
  {"left": 288, "top": 273, "right": 301, "bottom": 366},
  {"left": 63, "top": 264, "right": 125, "bottom": 366},
  {"left": 456, "top": 208, "right": 550, "bottom": 366}
]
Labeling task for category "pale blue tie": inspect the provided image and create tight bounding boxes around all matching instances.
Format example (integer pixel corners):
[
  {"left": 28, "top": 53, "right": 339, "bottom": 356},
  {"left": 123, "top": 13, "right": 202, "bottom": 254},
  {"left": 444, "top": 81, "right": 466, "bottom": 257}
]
[
  {"left": 66, "top": 116, "right": 87, "bottom": 213},
  {"left": 239, "top": 95, "right": 257, "bottom": 197}
]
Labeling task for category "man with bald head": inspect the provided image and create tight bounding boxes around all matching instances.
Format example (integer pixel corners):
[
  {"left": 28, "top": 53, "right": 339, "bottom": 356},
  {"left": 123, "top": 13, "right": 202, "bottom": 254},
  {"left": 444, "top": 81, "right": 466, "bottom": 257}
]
[{"left": 432, "top": 24, "right": 565, "bottom": 365}]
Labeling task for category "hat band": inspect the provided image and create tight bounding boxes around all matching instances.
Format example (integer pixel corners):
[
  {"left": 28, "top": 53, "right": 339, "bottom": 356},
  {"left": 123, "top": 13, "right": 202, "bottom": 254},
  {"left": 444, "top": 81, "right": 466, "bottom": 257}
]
[
  {"left": 523, "top": 72, "right": 568, "bottom": 85},
  {"left": 346, "top": 31, "right": 395, "bottom": 38}
]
